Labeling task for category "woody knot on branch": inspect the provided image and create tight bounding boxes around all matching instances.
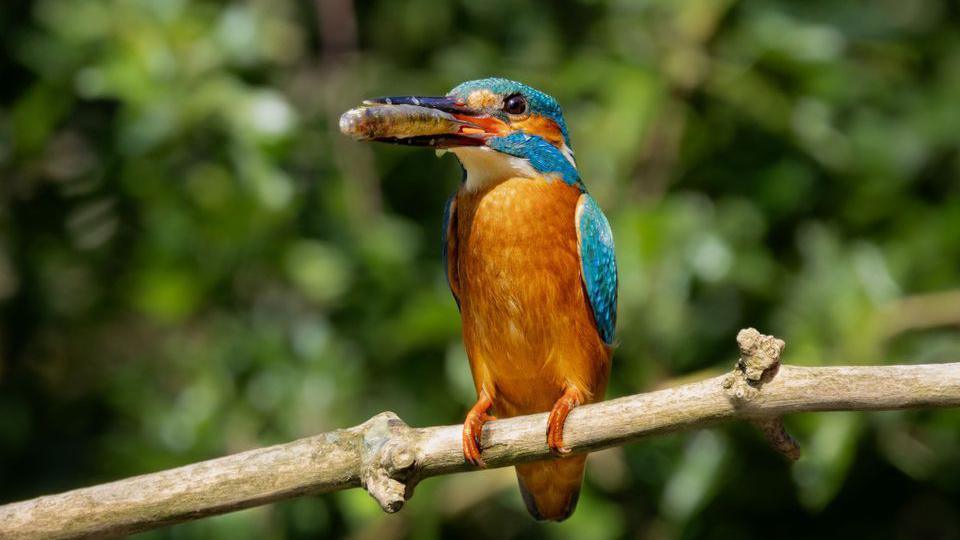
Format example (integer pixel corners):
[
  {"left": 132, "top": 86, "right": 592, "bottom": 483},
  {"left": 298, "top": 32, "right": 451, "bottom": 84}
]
[
  {"left": 358, "top": 412, "right": 420, "bottom": 512},
  {"left": 723, "top": 327, "right": 799, "bottom": 460}
]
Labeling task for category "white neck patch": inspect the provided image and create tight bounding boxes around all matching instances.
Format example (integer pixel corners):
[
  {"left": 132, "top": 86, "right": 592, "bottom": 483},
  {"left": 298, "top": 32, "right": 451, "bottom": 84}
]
[
  {"left": 559, "top": 142, "right": 575, "bottom": 168},
  {"left": 450, "top": 147, "right": 539, "bottom": 192}
]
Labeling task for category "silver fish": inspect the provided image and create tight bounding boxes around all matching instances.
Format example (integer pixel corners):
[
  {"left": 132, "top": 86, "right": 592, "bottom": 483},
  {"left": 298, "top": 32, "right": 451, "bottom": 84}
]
[{"left": 339, "top": 104, "right": 467, "bottom": 141}]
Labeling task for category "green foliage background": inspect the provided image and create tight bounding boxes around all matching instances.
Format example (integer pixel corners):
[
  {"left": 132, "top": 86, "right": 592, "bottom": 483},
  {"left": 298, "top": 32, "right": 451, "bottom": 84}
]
[{"left": 2, "top": 0, "right": 960, "bottom": 538}]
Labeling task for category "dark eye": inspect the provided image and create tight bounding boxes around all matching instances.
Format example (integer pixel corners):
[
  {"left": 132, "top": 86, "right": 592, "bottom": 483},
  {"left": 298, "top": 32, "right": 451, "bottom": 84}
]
[{"left": 503, "top": 94, "right": 527, "bottom": 115}]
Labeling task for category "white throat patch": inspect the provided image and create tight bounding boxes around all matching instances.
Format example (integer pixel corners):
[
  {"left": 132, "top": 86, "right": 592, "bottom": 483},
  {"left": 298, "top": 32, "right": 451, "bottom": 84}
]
[{"left": 449, "top": 147, "right": 539, "bottom": 192}]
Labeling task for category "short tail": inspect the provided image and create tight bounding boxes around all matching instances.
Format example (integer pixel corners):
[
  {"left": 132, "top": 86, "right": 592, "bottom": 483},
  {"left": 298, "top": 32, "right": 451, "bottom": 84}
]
[{"left": 515, "top": 455, "right": 587, "bottom": 521}]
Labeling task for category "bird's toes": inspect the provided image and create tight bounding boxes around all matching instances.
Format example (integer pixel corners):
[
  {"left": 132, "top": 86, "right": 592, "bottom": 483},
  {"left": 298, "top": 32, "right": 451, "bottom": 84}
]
[
  {"left": 546, "top": 424, "right": 570, "bottom": 455},
  {"left": 462, "top": 418, "right": 488, "bottom": 467},
  {"left": 463, "top": 440, "right": 486, "bottom": 468},
  {"left": 551, "top": 441, "right": 572, "bottom": 455}
]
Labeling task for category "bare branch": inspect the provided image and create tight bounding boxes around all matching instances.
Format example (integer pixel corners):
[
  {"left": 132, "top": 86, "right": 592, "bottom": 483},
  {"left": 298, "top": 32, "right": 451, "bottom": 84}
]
[{"left": 1, "top": 329, "right": 958, "bottom": 539}]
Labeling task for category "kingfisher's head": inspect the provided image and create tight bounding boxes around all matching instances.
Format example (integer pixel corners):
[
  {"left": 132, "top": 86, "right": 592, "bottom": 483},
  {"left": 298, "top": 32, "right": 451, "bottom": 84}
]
[{"left": 340, "top": 78, "right": 580, "bottom": 191}]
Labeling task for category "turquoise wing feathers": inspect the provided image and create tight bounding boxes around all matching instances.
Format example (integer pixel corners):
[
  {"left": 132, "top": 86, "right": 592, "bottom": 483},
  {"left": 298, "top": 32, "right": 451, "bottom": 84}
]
[{"left": 576, "top": 194, "right": 618, "bottom": 345}]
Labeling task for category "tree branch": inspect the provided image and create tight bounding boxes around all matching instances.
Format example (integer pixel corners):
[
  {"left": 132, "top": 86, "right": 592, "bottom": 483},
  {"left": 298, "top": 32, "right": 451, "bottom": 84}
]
[{"left": 2, "top": 329, "right": 959, "bottom": 539}]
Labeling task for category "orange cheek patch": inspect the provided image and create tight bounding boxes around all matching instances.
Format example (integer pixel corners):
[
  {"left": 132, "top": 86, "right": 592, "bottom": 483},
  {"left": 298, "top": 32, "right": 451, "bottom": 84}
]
[
  {"left": 512, "top": 115, "right": 566, "bottom": 148},
  {"left": 455, "top": 114, "right": 511, "bottom": 136}
]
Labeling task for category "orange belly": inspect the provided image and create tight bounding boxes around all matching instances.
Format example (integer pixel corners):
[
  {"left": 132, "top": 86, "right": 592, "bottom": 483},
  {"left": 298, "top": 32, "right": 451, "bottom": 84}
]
[{"left": 455, "top": 177, "right": 611, "bottom": 418}]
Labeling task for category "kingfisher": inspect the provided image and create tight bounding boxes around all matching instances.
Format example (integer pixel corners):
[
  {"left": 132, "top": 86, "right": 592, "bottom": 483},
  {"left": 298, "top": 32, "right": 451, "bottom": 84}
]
[{"left": 340, "top": 78, "right": 617, "bottom": 521}]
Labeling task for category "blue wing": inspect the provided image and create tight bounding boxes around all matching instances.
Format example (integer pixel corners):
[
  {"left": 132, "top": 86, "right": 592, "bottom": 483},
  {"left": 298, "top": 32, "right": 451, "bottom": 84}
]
[
  {"left": 576, "top": 194, "right": 618, "bottom": 345},
  {"left": 442, "top": 192, "right": 461, "bottom": 310}
]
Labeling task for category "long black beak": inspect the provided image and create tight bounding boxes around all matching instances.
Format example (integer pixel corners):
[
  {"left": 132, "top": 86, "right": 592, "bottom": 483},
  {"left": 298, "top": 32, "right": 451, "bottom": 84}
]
[
  {"left": 339, "top": 95, "right": 506, "bottom": 148},
  {"left": 362, "top": 96, "right": 479, "bottom": 115}
]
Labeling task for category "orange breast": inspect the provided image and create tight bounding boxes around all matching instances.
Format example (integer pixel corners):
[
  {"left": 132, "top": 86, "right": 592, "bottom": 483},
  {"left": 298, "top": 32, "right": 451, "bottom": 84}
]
[{"left": 455, "top": 177, "right": 611, "bottom": 417}]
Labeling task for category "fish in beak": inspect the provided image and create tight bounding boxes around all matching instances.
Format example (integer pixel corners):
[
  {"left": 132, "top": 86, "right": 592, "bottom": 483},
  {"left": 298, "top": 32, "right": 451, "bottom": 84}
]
[{"left": 339, "top": 96, "right": 508, "bottom": 148}]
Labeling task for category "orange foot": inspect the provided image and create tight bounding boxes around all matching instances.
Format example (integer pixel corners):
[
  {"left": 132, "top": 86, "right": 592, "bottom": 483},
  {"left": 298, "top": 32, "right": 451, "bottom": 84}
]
[
  {"left": 547, "top": 387, "right": 585, "bottom": 455},
  {"left": 462, "top": 389, "right": 496, "bottom": 467}
]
